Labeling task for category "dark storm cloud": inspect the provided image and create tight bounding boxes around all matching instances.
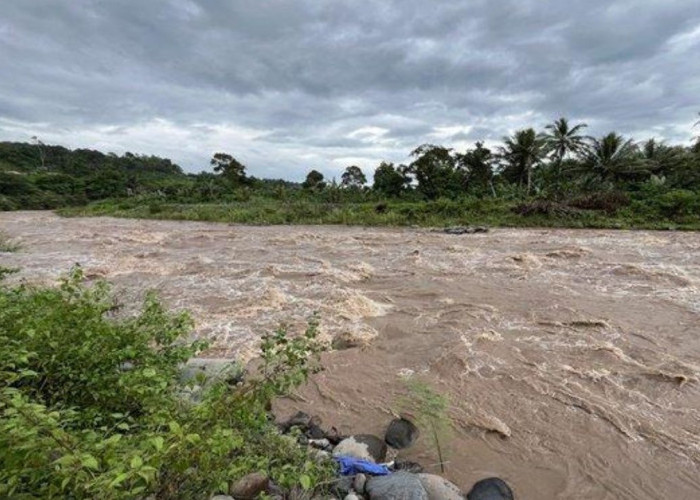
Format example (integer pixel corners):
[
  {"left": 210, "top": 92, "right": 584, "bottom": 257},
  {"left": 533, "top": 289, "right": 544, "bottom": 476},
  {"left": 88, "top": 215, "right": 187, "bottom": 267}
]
[{"left": 1, "top": 0, "right": 698, "bottom": 178}]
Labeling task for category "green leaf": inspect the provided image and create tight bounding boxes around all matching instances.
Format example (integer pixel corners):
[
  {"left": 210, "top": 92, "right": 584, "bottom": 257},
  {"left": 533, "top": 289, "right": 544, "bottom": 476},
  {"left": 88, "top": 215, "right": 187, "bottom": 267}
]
[
  {"left": 299, "top": 474, "right": 311, "bottom": 490},
  {"left": 81, "top": 455, "right": 99, "bottom": 470},
  {"left": 142, "top": 368, "right": 156, "bottom": 378},
  {"left": 151, "top": 436, "right": 164, "bottom": 451},
  {"left": 130, "top": 455, "right": 143, "bottom": 469},
  {"left": 109, "top": 472, "right": 129, "bottom": 488}
]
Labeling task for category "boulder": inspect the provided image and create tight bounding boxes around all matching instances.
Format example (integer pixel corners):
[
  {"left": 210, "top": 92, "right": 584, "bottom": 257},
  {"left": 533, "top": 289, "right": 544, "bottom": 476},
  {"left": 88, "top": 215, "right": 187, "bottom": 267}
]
[
  {"left": 353, "top": 473, "right": 367, "bottom": 495},
  {"left": 385, "top": 418, "right": 419, "bottom": 449},
  {"left": 330, "top": 476, "right": 355, "bottom": 498},
  {"left": 279, "top": 411, "right": 312, "bottom": 432},
  {"left": 230, "top": 472, "right": 268, "bottom": 499},
  {"left": 332, "top": 434, "right": 387, "bottom": 463},
  {"left": 393, "top": 460, "right": 424, "bottom": 473},
  {"left": 417, "top": 474, "right": 464, "bottom": 500},
  {"left": 366, "top": 472, "right": 428, "bottom": 500},
  {"left": 466, "top": 477, "right": 514, "bottom": 500},
  {"left": 442, "top": 226, "right": 489, "bottom": 235}
]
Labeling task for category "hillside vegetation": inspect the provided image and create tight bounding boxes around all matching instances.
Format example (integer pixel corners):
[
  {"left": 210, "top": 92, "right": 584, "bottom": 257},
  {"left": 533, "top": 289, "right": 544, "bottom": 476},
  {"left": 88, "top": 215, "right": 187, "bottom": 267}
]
[{"left": 3, "top": 118, "right": 700, "bottom": 228}]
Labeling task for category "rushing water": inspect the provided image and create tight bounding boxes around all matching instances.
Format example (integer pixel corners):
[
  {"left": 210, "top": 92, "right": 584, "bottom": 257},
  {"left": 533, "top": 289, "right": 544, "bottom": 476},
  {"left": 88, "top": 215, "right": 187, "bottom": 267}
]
[{"left": 2, "top": 211, "right": 699, "bottom": 499}]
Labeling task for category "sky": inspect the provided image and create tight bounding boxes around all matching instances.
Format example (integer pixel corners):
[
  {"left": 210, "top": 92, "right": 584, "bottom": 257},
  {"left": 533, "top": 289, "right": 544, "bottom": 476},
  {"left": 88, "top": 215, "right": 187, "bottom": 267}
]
[{"left": 1, "top": 1, "right": 699, "bottom": 180}]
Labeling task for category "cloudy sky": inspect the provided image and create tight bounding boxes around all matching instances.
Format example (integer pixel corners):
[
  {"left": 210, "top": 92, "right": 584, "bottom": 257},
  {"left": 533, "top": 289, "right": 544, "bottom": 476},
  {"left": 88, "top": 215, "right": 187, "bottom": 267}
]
[{"left": 1, "top": 1, "right": 699, "bottom": 179}]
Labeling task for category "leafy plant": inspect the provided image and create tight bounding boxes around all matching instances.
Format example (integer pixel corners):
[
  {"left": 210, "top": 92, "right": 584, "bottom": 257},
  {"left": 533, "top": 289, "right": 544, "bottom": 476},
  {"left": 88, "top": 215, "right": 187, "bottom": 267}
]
[
  {"left": 400, "top": 377, "right": 452, "bottom": 473},
  {"left": 0, "top": 268, "right": 332, "bottom": 499}
]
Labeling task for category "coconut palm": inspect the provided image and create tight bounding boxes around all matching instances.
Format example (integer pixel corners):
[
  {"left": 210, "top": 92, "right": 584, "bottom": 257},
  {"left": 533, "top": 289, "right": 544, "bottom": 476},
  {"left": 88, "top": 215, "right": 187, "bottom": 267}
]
[
  {"left": 582, "top": 133, "right": 649, "bottom": 184},
  {"left": 498, "top": 128, "right": 547, "bottom": 194},
  {"left": 542, "top": 117, "right": 589, "bottom": 165}
]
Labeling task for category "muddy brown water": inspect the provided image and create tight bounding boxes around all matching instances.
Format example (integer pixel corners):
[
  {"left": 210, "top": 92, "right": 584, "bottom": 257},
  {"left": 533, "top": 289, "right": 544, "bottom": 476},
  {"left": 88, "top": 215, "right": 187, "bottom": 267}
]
[{"left": 2, "top": 211, "right": 700, "bottom": 499}]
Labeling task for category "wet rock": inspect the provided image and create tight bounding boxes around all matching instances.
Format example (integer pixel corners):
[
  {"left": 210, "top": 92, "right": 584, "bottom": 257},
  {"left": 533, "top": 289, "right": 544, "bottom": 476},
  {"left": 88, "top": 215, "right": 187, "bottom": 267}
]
[
  {"left": 309, "top": 438, "right": 333, "bottom": 452},
  {"left": 331, "top": 476, "right": 355, "bottom": 498},
  {"left": 279, "top": 411, "right": 312, "bottom": 433},
  {"left": 417, "top": 474, "right": 464, "bottom": 500},
  {"left": 366, "top": 472, "right": 428, "bottom": 500},
  {"left": 353, "top": 473, "right": 367, "bottom": 494},
  {"left": 392, "top": 460, "right": 424, "bottom": 473},
  {"left": 466, "top": 477, "right": 514, "bottom": 500},
  {"left": 333, "top": 434, "right": 387, "bottom": 463},
  {"left": 442, "top": 226, "right": 489, "bottom": 235},
  {"left": 307, "top": 423, "right": 327, "bottom": 439},
  {"left": 230, "top": 472, "right": 268, "bottom": 499},
  {"left": 385, "top": 418, "right": 419, "bottom": 449}
]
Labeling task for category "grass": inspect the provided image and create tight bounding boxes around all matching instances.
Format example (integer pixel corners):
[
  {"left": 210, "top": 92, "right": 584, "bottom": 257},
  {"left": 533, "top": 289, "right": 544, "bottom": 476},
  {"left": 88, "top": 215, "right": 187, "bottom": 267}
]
[{"left": 58, "top": 196, "right": 700, "bottom": 231}]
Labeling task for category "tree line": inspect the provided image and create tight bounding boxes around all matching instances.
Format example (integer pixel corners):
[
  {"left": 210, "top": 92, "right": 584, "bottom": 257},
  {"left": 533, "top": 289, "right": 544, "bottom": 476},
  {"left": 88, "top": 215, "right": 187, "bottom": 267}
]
[{"left": 2, "top": 116, "right": 699, "bottom": 216}]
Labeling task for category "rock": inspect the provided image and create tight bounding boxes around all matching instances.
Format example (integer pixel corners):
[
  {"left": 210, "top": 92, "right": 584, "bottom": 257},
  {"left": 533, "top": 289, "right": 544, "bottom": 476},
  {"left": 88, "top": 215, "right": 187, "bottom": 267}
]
[
  {"left": 466, "top": 477, "right": 514, "bottom": 500},
  {"left": 353, "top": 473, "right": 367, "bottom": 494},
  {"left": 332, "top": 434, "right": 387, "bottom": 463},
  {"left": 309, "top": 438, "right": 331, "bottom": 450},
  {"left": 344, "top": 494, "right": 361, "bottom": 500},
  {"left": 417, "top": 474, "right": 464, "bottom": 500},
  {"left": 385, "top": 418, "right": 419, "bottom": 449},
  {"left": 366, "top": 472, "right": 428, "bottom": 500},
  {"left": 211, "top": 496, "right": 234, "bottom": 500},
  {"left": 230, "top": 472, "right": 268, "bottom": 499},
  {"left": 279, "top": 411, "right": 312, "bottom": 432},
  {"left": 331, "top": 476, "right": 355, "bottom": 498},
  {"left": 442, "top": 226, "right": 489, "bottom": 235},
  {"left": 393, "top": 460, "right": 424, "bottom": 473},
  {"left": 307, "top": 423, "right": 327, "bottom": 439}
]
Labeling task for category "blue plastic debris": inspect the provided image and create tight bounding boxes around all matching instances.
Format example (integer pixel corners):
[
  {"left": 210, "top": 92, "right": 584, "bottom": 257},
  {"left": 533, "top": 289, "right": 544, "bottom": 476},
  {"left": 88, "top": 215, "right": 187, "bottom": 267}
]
[{"left": 335, "top": 456, "right": 391, "bottom": 476}]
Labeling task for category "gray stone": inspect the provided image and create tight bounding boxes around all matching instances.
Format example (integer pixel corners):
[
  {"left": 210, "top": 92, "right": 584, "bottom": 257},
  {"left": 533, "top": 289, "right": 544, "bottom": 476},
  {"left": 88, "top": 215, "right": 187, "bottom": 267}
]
[
  {"left": 344, "top": 494, "right": 361, "bottom": 500},
  {"left": 417, "top": 474, "right": 464, "bottom": 500},
  {"left": 385, "top": 418, "right": 419, "bottom": 449},
  {"left": 211, "top": 496, "right": 234, "bottom": 500},
  {"left": 353, "top": 473, "right": 367, "bottom": 495},
  {"left": 309, "top": 438, "right": 331, "bottom": 450},
  {"left": 393, "top": 460, "right": 424, "bottom": 473},
  {"left": 230, "top": 472, "right": 268, "bottom": 499},
  {"left": 466, "top": 477, "right": 514, "bottom": 500},
  {"left": 331, "top": 476, "right": 355, "bottom": 498},
  {"left": 366, "top": 472, "right": 428, "bottom": 500},
  {"left": 332, "top": 434, "right": 387, "bottom": 463}
]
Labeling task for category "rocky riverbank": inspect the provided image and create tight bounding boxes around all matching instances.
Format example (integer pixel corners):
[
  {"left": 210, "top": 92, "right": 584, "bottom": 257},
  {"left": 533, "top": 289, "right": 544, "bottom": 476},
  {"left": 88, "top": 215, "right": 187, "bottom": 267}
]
[{"left": 214, "top": 408, "right": 514, "bottom": 499}]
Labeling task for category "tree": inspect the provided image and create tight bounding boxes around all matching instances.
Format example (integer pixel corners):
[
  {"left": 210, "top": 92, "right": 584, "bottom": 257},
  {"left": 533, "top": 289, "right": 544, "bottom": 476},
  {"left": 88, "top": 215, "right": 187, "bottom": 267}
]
[
  {"left": 409, "top": 144, "right": 462, "bottom": 200},
  {"left": 302, "top": 170, "right": 325, "bottom": 190},
  {"left": 372, "top": 162, "right": 409, "bottom": 197},
  {"left": 210, "top": 152, "right": 247, "bottom": 187},
  {"left": 31, "top": 136, "right": 46, "bottom": 170},
  {"left": 498, "top": 128, "right": 547, "bottom": 194},
  {"left": 581, "top": 133, "right": 649, "bottom": 184},
  {"left": 340, "top": 165, "right": 367, "bottom": 189},
  {"left": 456, "top": 142, "right": 493, "bottom": 196},
  {"left": 542, "top": 118, "right": 589, "bottom": 180}
]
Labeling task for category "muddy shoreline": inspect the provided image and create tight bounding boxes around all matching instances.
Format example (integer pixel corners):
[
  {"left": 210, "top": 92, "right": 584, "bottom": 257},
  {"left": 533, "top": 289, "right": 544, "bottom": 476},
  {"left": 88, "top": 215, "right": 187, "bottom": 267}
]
[{"left": 2, "top": 211, "right": 699, "bottom": 499}]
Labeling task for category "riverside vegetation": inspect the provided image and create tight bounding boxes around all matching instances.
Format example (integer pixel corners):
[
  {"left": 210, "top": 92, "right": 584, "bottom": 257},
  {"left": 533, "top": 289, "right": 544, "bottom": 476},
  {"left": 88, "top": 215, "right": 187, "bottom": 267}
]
[
  {"left": 1, "top": 117, "right": 699, "bottom": 229},
  {"left": 0, "top": 267, "right": 335, "bottom": 499}
]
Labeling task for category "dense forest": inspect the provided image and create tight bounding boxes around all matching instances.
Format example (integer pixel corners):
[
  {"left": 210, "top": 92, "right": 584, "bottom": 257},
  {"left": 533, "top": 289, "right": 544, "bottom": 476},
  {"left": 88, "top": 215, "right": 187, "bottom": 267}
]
[{"left": 2, "top": 118, "right": 699, "bottom": 228}]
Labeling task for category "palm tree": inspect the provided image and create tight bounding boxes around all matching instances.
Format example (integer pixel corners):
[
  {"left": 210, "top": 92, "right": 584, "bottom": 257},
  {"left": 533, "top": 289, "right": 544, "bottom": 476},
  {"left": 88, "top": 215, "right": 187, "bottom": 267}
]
[
  {"left": 583, "top": 133, "right": 648, "bottom": 184},
  {"left": 542, "top": 117, "right": 589, "bottom": 169},
  {"left": 498, "top": 128, "right": 547, "bottom": 194}
]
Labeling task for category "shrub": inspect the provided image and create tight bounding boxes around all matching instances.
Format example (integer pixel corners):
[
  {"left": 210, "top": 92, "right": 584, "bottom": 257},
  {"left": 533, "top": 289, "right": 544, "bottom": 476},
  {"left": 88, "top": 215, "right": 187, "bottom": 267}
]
[
  {"left": 0, "top": 268, "right": 332, "bottom": 499},
  {"left": 568, "top": 191, "right": 630, "bottom": 214}
]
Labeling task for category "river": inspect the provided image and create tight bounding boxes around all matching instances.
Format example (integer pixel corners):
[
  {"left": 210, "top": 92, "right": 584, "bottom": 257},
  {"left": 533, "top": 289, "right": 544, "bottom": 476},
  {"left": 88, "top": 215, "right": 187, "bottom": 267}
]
[{"left": 2, "top": 211, "right": 699, "bottom": 499}]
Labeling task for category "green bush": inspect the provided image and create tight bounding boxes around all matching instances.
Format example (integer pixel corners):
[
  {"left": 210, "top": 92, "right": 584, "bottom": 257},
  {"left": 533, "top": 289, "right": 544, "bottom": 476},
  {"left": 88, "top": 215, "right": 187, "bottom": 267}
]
[{"left": 0, "top": 268, "right": 332, "bottom": 499}]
